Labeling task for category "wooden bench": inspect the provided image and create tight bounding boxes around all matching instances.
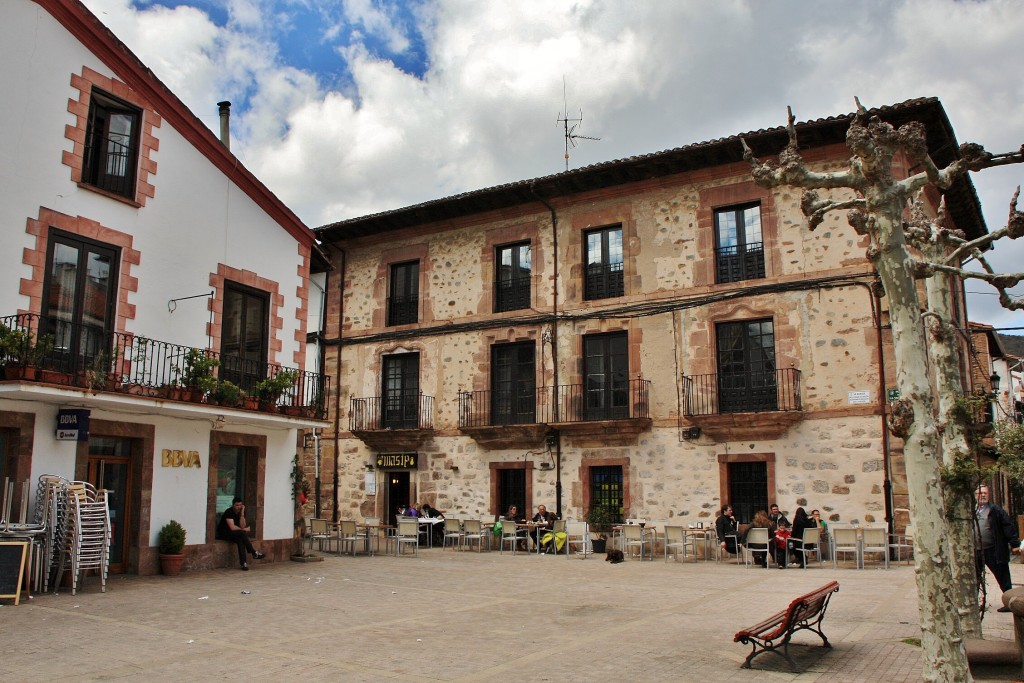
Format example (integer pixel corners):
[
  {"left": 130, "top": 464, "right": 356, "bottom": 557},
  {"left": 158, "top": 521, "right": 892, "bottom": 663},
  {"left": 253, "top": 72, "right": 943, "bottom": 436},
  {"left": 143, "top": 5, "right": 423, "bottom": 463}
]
[{"left": 733, "top": 580, "right": 840, "bottom": 672}]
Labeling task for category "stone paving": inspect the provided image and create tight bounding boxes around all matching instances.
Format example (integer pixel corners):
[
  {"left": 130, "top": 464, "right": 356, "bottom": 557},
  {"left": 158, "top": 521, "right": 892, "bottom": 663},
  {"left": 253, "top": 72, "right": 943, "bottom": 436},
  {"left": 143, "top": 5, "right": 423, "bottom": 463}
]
[{"left": 1, "top": 546, "right": 1020, "bottom": 682}]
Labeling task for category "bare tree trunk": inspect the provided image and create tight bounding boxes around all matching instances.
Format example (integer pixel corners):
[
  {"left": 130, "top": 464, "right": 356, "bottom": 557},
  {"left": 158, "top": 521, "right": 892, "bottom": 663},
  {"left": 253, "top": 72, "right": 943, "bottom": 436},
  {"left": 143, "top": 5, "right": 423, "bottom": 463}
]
[
  {"left": 873, "top": 208, "right": 971, "bottom": 682},
  {"left": 925, "top": 267, "right": 982, "bottom": 638}
]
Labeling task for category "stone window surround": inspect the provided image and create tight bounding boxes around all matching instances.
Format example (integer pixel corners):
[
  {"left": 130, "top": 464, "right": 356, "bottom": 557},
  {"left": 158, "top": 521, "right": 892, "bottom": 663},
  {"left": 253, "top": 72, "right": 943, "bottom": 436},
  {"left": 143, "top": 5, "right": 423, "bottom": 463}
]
[
  {"left": 0, "top": 411, "right": 36, "bottom": 517},
  {"left": 567, "top": 203, "right": 637, "bottom": 303},
  {"left": 580, "top": 457, "right": 631, "bottom": 517},
  {"left": 73, "top": 419, "right": 156, "bottom": 575},
  {"left": 479, "top": 220, "right": 542, "bottom": 315},
  {"left": 489, "top": 461, "right": 535, "bottom": 516},
  {"left": 374, "top": 244, "right": 431, "bottom": 328},
  {"left": 209, "top": 265, "right": 286, "bottom": 369},
  {"left": 206, "top": 431, "right": 267, "bottom": 543},
  {"left": 63, "top": 67, "right": 160, "bottom": 207},
  {"left": 21, "top": 208, "right": 140, "bottom": 333},
  {"left": 717, "top": 452, "right": 777, "bottom": 512},
  {"left": 563, "top": 321, "right": 641, "bottom": 386},
  {"left": 696, "top": 181, "right": 781, "bottom": 288}
]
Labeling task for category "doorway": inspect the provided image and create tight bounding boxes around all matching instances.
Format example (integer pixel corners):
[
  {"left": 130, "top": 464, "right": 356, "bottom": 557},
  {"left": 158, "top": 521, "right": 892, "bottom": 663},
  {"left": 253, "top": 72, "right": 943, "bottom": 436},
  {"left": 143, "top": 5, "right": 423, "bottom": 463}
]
[
  {"left": 727, "top": 461, "right": 768, "bottom": 524},
  {"left": 385, "top": 471, "right": 411, "bottom": 526},
  {"left": 87, "top": 436, "right": 134, "bottom": 573}
]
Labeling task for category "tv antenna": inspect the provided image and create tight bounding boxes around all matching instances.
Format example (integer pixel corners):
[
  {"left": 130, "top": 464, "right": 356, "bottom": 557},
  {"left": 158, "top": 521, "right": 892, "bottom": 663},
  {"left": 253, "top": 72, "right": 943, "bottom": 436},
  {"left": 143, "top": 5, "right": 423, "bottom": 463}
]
[{"left": 556, "top": 78, "right": 599, "bottom": 171}]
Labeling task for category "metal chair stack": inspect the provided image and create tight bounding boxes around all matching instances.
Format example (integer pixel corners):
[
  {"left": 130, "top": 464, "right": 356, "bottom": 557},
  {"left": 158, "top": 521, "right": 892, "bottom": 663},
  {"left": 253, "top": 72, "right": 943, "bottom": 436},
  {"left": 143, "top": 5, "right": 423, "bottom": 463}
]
[{"left": 51, "top": 481, "right": 111, "bottom": 594}]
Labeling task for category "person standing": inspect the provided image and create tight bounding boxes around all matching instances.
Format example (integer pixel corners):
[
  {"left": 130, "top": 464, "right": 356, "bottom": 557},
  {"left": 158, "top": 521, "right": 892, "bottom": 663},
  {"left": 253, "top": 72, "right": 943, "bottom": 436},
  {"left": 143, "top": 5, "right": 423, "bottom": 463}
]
[
  {"left": 975, "top": 485, "right": 1020, "bottom": 612},
  {"left": 216, "top": 497, "right": 265, "bottom": 570},
  {"left": 715, "top": 504, "right": 739, "bottom": 556}
]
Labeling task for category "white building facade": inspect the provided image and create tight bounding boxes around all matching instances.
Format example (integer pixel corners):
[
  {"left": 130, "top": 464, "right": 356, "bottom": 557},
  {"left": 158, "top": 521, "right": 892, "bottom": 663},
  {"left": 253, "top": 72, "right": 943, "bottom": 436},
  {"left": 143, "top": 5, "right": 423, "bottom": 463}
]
[{"left": 0, "top": 0, "right": 327, "bottom": 574}]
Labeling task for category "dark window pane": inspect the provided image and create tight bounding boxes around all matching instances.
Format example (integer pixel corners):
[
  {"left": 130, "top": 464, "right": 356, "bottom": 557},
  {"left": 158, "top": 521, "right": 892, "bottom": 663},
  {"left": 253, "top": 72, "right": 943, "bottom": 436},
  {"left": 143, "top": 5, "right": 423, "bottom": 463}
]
[
  {"left": 382, "top": 353, "right": 420, "bottom": 428},
  {"left": 583, "top": 332, "right": 628, "bottom": 420},
  {"left": 584, "top": 226, "right": 624, "bottom": 300},
  {"left": 388, "top": 262, "right": 419, "bottom": 325},
  {"left": 589, "top": 466, "right": 623, "bottom": 523},
  {"left": 716, "top": 319, "right": 777, "bottom": 413},
  {"left": 495, "top": 242, "right": 531, "bottom": 312},
  {"left": 491, "top": 342, "right": 536, "bottom": 424},
  {"left": 715, "top": 204, "right": 765, "bottom": 283},
  {"left": 83, "top": 90, "right": 140, "bottom": 198},
  {"left": 220, "top": 283, "right": 269, "bottom": 393}
]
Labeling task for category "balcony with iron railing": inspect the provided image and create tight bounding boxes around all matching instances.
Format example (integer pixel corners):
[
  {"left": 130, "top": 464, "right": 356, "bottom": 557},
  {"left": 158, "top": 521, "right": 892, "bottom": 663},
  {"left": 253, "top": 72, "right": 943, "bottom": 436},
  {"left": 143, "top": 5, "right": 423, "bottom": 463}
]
[
  {"left": 715, "top": 241, "right": 766, "bottom": 283},
  {"left": 681, "top": 367, "right": 802, "bottom": 439},
  {"left": 0, "top": 312, "right": 328, "bottom": 421},
  {"left": 349, "top": 392, "right": 434, "bottom": 449},
  {"left": 494, "top": 274, "right": 531, "bottom": 312},
  {"left": 457, "top": 378, "right": 652, "bottom": 444}
]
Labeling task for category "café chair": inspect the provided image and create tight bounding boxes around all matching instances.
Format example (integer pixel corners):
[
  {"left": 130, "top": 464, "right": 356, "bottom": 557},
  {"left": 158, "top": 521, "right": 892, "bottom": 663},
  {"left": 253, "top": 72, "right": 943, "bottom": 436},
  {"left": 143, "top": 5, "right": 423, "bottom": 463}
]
[
  {"left": 500, "top": 520, "right": 526, "bottom": 554},
  {"left": 663, "top": 525, "right": 696, "bottom": 563},
  {"left": 830, "top": 524, "right": 861, "bottom": 568},
  {"left": 394, "top": 518, "right": 419, "bottom": 556},
  {"left": 889, "top": 524, "right": 914, "bottom": 565},
  {"left": 336, "top": 520, "right": 359, "bottom": 556},
  {"left": 309, "top": 518, "right": 334, "bottom": 553},
  {"left": 861, "top": 525, "right": 889, "bottom": 569},
  {"left": 442, "top": 517, "right": 463, "bottom": 550},
  {"left": 621, "top": 523, "right": 650, "bottom": 561},
  {"left": 547, "top": 519, "right": 567, "bottom": 555},
  {"left": 743, "top": 527, "right": 770, "bottom": 568},
  {"left": 793, "top": 526, "right": 822, "bottom": 568},
  {"left": 564, "top": 521, "right": 590, "bottom": 559},
  {"left": 462, "top": 519, "right": 488, "bottom": 552}
]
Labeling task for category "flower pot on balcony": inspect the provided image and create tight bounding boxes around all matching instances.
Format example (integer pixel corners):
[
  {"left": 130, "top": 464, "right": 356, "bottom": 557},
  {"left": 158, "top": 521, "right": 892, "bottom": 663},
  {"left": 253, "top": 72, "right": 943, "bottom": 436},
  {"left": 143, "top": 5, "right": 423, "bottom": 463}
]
[
  {"left": 4, "top": 364, "right": 38, "bottom": 381},
  {"left": 39, "top": 368, "right": 73, "bottom": 385}
]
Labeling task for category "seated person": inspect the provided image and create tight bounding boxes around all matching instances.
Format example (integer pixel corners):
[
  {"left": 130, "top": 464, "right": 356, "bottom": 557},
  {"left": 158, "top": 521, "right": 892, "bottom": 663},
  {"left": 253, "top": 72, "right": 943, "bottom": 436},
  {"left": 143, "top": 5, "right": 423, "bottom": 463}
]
[
  {"left": 420, "top": 503, "right": 444, "bottom": 545},
  {"left": 531, "top": 504, "right": 555, "bottom": 551},
  {"left": 216, "top": 497, "right": 265, "bottom": 570},
  {"left": 715, "top": 504, "right": 739, "bottom": 555},
  {"left": 505, "top": 505, "right": 524, "bottom": 522},
  {"left": 790, "top": 507, "right": 817, "bottom": 567},
  {"left": 773, "top": 521, "right": 792, "bottom": 568},
  {"left": 743, "top": 510, "right": 772, "bottom": 568}
]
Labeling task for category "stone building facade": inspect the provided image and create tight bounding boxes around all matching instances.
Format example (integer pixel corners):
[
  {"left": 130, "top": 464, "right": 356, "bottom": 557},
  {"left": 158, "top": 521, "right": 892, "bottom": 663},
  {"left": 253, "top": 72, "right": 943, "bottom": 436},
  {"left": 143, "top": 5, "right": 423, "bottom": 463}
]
[{"left": 314, "top": 98, "right": 984, "bottom": 530}]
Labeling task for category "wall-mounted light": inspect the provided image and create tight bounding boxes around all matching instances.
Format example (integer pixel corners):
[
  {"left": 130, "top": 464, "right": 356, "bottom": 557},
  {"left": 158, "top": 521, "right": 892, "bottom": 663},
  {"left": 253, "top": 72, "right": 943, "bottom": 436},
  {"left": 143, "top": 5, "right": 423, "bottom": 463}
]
[
  {"left": 303, "top": 432, "right": 315, "bottom": 449},
  {"left": 365, "top": 463, "right": 375, "bottom": 471},
  {"left": 991, "top": 371, "right": 1001, "bottom": 394},
  {"left": 683, "top": 426, "right": 701, "bottom": 440}
]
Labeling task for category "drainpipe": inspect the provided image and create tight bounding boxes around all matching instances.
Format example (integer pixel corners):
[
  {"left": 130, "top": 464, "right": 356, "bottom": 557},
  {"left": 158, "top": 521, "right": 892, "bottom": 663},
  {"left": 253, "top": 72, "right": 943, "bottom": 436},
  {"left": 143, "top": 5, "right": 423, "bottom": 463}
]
[
  {"left": 871, "top": 278, "right": 895, "bottom": 539},
  {"left": 217, "top": 101, "right": 231, "bottom": 151},
  {"left": 309, "top": 275, "right": 328, "bottom": 518},
  {"left": 531, "top": 183, "right": 562, "bottom": 518}
]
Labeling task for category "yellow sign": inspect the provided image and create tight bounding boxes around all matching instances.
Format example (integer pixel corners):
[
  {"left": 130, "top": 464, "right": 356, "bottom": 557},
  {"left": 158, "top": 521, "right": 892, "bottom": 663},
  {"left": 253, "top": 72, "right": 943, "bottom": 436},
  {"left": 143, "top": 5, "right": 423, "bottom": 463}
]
[
  {"left": 161, "top": 449, "right": 202, "bottom": 468},
  {"left": 376, "top": 453, "right": 417, "bottom": 469}
]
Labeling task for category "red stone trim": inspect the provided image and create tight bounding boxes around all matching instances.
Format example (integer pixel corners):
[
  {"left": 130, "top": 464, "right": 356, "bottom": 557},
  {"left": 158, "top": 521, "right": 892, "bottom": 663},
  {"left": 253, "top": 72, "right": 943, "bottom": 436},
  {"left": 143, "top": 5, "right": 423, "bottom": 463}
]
[
  {"left": 695, "top": 181, "right": 780, "bottom": 287},
  {"left": 209, "top": 265, "right": 286, "bottom": 368},
  {"left": 62, "top": 67, "right": 161, "bottom": 206},
  {"left": 21, "top": 207, "right": 139, "bottom": 331},
  {"left": 372, "top": 244, "right": 431, "bottom": 328},
  {"left": 567, "top": 204, "right": 637, "bottom": 302},
  {"left": 579, "top": 456, "right": 631, "bottom": 516},
  {"left": 292, "top": 242, "right": 312, "bottom": 368},
  {"left": 206, "top": 431, "right": 268, "bottom": 543},
  {"left": 489, "top": 461, "right": 535, "bottom": 516},
  {"left": 716, "top": 452, "right": 777, "bottom": 512}
]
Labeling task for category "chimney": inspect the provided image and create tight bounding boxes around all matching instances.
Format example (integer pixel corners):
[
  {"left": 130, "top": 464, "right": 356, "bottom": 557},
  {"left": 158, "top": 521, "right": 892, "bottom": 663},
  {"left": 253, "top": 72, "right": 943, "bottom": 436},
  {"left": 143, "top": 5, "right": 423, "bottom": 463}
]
[{"left": 217, "top": 101, "right": 231, "bottom": 151}]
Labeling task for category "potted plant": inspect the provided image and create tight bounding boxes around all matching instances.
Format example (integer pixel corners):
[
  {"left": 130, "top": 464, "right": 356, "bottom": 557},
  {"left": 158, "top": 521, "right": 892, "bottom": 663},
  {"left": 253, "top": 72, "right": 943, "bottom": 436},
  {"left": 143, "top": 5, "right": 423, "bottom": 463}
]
[
  {"left": 174, "top": 349, "right": 220, "bottom": 402},
  {"left": 210, "top": 379, "right": 242, "bottom": 407},
  {"left": 586, "top": 505, "right": 619, "bottom": 554},
  {"left": 0, "top": 327, "right": 53, "bottom": 381},
  {"left": 255, "top": 368, "right": 298, "bottom": 412},
  {"left": 157, "top": 519, "right": 187, "bottom": 576}
]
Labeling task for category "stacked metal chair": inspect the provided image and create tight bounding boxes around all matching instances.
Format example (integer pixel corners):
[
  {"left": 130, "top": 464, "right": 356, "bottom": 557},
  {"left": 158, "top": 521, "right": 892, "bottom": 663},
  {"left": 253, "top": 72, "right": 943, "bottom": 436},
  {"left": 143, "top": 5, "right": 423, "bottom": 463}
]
[{"left": 37, "top": 477, "right": 111, "bottom": 594}]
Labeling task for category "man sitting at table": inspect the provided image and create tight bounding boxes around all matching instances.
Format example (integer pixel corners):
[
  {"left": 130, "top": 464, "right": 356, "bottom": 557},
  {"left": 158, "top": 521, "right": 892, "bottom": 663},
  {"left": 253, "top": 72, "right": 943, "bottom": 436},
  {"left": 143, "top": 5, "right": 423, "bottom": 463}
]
[{"left": 532, "top": 504, "right": 555, "bottom": 552}]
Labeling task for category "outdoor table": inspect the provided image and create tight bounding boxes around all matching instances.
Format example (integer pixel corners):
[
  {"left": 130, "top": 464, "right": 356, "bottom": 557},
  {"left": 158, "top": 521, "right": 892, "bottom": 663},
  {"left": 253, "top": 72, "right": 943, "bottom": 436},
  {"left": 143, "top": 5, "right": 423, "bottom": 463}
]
[{"left": 418, "top": 517, "right": 443, "bottom": 548}]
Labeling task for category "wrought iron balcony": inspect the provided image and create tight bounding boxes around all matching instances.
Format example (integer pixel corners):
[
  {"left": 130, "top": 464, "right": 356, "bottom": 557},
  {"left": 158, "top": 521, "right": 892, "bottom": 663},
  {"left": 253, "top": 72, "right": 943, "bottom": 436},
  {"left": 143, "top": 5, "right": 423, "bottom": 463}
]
[
  {"left": 682, "top": 368, "right": 801, "bottom": 416},
  {"left": 458, "top": 379, "right": 651, "bottom": 429},
  {"left": 584, "top": 262, "right": 624, "bottom": 300},
  {"left": 715, "top": 241, "right": 766, "bottom": 283},
  {"left": 0, "top": 312, "right": 327, "bottom": 418},
  {"left": 349, "top": 393, "right": 434, "bottom": 431}
]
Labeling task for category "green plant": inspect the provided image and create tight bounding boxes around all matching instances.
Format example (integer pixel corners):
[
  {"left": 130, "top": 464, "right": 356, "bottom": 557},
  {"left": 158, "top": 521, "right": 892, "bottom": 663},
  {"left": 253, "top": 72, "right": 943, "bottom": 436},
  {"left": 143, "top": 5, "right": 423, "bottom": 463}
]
[
  {"left": 211, "top": 379, "right": 242, "bottom": 406},
  {"left": 174, "top": 349, "right": 220, "bottom": 391},
  {"left": 255, "top": 368, "right": 299, "bottom": 404},
  {"left": 0, "top": 326, "right": 53, "bottom": 365},
  {"left": 157, "top": 519, "right": 186, "bottom": 554},
  {"left": 585, "top": 505, "right": 620, "bottom": 536}
]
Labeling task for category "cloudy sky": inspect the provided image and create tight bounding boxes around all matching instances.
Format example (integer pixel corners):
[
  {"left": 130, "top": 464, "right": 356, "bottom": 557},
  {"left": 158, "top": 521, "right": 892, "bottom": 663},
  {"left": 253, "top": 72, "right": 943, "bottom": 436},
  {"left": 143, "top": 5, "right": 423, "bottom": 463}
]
[{"left": 81, "top": 0, "right": 1024, "bottom": 333}]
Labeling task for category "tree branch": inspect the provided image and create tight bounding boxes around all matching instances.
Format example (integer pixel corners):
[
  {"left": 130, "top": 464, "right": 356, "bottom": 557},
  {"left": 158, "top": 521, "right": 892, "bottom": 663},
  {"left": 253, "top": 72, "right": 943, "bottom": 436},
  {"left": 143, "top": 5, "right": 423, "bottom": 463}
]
[
  {"left": 944, "top": 186, "right": 1023, "bottom": 264},
  {"left": 801, "top": 191, "right": 866, "bottom": 230}
]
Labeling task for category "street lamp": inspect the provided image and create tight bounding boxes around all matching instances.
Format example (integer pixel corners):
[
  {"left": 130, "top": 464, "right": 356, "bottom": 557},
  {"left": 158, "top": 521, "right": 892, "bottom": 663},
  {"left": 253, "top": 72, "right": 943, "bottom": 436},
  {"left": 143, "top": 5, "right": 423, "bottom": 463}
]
[{"left": 990, "top": 371, "right": 1001, "bottom": 395}]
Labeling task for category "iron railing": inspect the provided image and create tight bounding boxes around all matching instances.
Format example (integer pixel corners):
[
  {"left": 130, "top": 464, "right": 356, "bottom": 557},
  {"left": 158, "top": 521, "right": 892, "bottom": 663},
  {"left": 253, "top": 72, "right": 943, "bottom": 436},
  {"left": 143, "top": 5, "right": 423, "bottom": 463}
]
[
  {"left": 715, "top": 241, "right": 766, "bottom": 283},
  {"left": 584, "top": 262, "right": 624, "bottom": 300},
  {"left": 457, "top": 379, "right": 650, "bottom": 427},
  {"left": 682, "top": 368, "right": 801, "bottom": 416},
  {"left": 83, "top": 131, "right": 136, "bottom": 197},
  {"left": 386, "top": 295, "right": 418, "bottom": 326},
  {"left": 349, "top": 393, "right": 434, "bottom": 431},
  {"left": 0, "top": 312, "right": 327, "bottom": 417},
  {"left": 494, "top": 275, "right": 531, "bottom": 312}
]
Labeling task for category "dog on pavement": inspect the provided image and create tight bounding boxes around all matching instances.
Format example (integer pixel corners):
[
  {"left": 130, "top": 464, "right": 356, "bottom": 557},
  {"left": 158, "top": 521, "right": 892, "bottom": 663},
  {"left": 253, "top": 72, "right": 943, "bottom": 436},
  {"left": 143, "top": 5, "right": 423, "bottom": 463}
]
[{"left": 606, "top": 549, "right": 624, "bottom": 564}]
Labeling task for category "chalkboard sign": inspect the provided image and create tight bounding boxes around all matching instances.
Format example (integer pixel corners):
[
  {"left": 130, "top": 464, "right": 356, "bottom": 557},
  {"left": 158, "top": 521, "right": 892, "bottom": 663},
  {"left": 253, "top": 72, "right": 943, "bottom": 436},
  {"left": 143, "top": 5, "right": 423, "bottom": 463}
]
[{"left": 0, "top": 541, "right": 28, "bottom": 605}]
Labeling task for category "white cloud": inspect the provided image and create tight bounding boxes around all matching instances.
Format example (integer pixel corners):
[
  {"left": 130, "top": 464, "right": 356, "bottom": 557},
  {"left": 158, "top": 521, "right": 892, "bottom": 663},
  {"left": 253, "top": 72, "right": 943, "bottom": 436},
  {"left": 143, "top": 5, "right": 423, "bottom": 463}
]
[{"left": 81, "top": 0, "right": 1024, "bottom": 331}]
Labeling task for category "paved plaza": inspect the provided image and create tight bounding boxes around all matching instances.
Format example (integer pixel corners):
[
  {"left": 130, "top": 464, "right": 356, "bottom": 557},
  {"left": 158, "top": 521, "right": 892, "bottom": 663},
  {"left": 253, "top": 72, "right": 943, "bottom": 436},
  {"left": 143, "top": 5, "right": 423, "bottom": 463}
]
[{"left": 1, "top": 546, "right": 1020, "bottom": 682}]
